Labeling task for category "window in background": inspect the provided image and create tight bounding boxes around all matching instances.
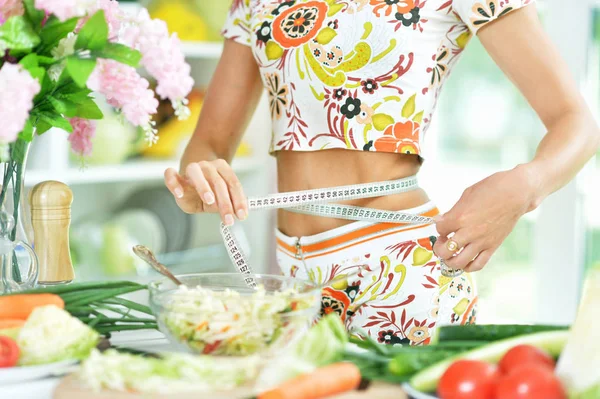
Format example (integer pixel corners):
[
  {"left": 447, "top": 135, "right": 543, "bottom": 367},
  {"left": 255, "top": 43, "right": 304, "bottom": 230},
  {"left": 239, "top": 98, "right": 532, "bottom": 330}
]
[
  {"left": 584, "top": 6, "right": 600, "bottom": 272},
  {"left": 420, "top": 11, "right": 546, "bottom": 324}
]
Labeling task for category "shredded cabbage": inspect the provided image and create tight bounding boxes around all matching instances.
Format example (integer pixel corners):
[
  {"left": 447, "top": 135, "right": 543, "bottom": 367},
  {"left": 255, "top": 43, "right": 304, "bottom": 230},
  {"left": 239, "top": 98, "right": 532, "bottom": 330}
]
[
  {"left": 76, "top": 349, "right": 261, "bottom": 394},
  {"left": 17, "top": 305, "right": 99, "bottom": 366},
  {"left": 159, "top": 285, "right": 314, "bottom": 356},
  {"left": 256, "top": 314, "right": 348, "bottom": 391},
  {"left": 0, "top": 327, "right": 20, "bottom": 340}
]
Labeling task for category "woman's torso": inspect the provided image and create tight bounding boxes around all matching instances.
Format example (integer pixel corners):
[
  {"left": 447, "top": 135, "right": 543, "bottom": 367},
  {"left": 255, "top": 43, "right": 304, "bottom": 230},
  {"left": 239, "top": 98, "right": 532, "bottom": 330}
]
[
  {"left": 243, "top": 0, "right": 463, "bottom": 235},
  {"left": 276, "top": 150, "right": 429, "bottom": 236},
  {"left": 222, "top": 0, "right": 524, "bottom": 235}
]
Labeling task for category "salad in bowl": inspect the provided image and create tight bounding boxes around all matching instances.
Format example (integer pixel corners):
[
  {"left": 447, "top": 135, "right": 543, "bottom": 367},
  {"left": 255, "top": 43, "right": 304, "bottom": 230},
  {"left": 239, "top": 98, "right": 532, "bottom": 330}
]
[{"left": 149, "top": 273, "right": 322, "bottom": 357}]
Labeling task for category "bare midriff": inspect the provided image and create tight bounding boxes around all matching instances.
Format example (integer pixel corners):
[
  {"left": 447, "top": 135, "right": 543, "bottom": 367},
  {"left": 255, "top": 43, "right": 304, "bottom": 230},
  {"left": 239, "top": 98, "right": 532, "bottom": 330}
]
[{"left": 275, "top": 149, "right": 430, "bottom": 237}]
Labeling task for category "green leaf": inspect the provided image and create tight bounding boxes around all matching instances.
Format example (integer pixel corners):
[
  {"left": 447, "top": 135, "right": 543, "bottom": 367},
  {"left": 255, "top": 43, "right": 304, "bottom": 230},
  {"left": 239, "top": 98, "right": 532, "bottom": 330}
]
[
  {"left": 71, "top": 98, "right": 103, "bottom": 119},
  {"left": 325, "top": 0, "right": 344, "bottom": 16},
  {"left": 413, "top": 111, "right": 424, "bottom": 124},
  {"left": 93, "top": 43, "right": 141, "bottom": 67},
  {"left": 19, "top": 54, "right": 45, "bottom": 84},
  {"left": 59, "top": 88, "right": 93, "bottom": 102},
  {"left": 66, "top": 56, "right": 96, "bottom": 87},
  {"left": 266, "top": 41, "right": 284, "bottom": 60},
  {"left": 39, "top": 17, "right": 78, "bottom": 51},
  {"left": 49, "top": 95, "right": 103, "bottom": 119},
  {"left": 401, "top": 94, "right": 416, "bottom": 119},
  {"left": 316, "top": 27, "right": 337, "bottom": 45},
  {"left": 23, "top": 0, "right": 45, "bottom": 30},
  {"left": 36, "top": 56, "right": 56, "bottom": 65},
  {"left": 18, "top": 120, "right": 35, "bottom": 143},
  {"left": 35, "top": 120, "right": 52, "bottom": 134},
  {"left": 372, "top": 113, "right": 395, "bottom": 131},
  {"left": 0, "top": 16, "right": 41, "bottom": 51},
  {"left": 75, "top": 11, "right": 108, "bottom": 51},
  {"left": 35, "top": 111, "right": 73, "bottom": 133},
  {"left": 48, "top": 96, "right": 68, "bottom": 114},
  {"left": 53, "top": 75, "right": 89, "bottom": 101},
  {"left": 10, "top": 139, "right": 30, "bottom": 164},
  {"left": 19, "top": 53, "right": 38, "bottom": 69},
  {"left": 28, "top": 66, "right": 46, "bottom": 85},
  {"left": 35, "top": 72, "right": 53, "bottom": 101},
  {"left": 56, "top": 67, "right": 74, "bottom": 86}
]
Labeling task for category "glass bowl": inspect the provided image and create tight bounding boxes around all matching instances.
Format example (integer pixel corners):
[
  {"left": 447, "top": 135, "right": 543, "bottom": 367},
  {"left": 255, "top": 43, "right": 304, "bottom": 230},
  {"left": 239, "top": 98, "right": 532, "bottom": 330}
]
[{"left": 148, "top": 273, "right": 321, "bottom": 359}]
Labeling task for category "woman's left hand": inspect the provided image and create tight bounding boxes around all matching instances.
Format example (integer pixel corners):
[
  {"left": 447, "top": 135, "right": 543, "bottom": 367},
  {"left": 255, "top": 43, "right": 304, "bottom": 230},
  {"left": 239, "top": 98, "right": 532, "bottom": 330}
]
[{"left": 433, "top": 164, "right": 542, "bottom": 272}]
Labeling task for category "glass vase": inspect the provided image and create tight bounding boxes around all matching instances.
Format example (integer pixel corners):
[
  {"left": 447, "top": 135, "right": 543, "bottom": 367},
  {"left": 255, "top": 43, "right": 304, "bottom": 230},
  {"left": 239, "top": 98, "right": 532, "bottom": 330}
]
[{"left": 0, "top": 140, "right": 39, "bottom": 292}]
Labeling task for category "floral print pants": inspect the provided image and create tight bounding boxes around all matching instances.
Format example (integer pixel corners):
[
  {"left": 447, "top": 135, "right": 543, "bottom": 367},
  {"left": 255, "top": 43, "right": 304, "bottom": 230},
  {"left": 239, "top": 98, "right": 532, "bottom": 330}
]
[{"left": 276, "top": 202, "right": 478, "bottom": 346}]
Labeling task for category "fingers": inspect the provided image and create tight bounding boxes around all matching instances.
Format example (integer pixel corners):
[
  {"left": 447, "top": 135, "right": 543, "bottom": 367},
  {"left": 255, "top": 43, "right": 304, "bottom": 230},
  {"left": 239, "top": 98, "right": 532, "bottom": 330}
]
[
  {"left": 444, "top": 243, "right": 482, "bottom": 270},
  {"left": 186, "top": 162, "right": 216, "bottom": 208},
  {"left": 464, "top": 250, "right": 493, "bottom": 273},
  {"left": 434, "top": 212, "right": 459, "bottom": 237},
  {"left": 196, "top": 162, "right": 235, "bottom": 226},
  {"left": 164, "top": 168, "right": 184, "bottom": 199},
  {"left": 215, "top": 159, "right": 248, "bottom": 221},
  {"left": 433, "top": 228, "right": 485, "bottom": 270},
  {"left": 183, "top": 160, "right": 247, "bottom": 226},
  {"left": 433, "top": 229, "right": 472, "bottom": 261}
]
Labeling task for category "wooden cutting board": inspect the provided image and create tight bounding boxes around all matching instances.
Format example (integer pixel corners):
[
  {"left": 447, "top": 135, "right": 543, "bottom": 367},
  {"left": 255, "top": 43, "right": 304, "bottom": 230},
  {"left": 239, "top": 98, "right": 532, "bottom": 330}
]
[{"left": 53, "top": 374, "right": 407, "bottom": 399}]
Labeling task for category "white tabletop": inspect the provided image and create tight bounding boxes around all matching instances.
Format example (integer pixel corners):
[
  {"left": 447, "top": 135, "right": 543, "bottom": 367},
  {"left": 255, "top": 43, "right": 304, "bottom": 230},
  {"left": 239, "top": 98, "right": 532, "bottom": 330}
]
[{"left": 1, "top": 330, "right": 170, "bottom": 399}]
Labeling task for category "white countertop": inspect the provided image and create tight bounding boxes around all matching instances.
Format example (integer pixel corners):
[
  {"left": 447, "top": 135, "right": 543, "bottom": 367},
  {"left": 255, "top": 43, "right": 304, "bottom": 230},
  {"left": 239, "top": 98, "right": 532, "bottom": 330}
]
[{"left": 1, "top": 330, "right": 171, "bottom": 399}]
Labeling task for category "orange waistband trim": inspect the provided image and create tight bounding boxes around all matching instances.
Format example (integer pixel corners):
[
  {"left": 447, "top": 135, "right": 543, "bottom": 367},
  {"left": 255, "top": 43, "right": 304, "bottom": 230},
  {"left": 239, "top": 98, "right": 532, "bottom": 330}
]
[{"left": 277, "top": 207, "right": 439, "bottom": 257}]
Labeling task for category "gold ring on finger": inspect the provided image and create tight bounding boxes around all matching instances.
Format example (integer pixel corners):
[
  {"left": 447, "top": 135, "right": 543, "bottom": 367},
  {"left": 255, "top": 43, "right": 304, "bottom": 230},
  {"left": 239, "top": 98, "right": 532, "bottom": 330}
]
[{"left": 446, "top": 239, "right": 460, "bottom": 253}]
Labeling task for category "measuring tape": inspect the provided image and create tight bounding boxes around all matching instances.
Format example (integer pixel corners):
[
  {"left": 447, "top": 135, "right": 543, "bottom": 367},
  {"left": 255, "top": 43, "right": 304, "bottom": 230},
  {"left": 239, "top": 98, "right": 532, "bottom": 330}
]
[{"left": 219, "top": 176, "right": 463, "bottom": 287}]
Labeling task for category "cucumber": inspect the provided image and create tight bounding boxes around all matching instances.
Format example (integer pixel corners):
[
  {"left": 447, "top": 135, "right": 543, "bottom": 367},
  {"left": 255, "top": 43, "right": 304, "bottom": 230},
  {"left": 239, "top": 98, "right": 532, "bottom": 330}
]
[
  {"left": 434, "top": 324, "right": 569, "bottom": 343},
  {"left": 410, "top": 330, "right": 569, "bottom": 393},
  {"left": 389, "top": 349, "right": 461, "bottom": 378}
]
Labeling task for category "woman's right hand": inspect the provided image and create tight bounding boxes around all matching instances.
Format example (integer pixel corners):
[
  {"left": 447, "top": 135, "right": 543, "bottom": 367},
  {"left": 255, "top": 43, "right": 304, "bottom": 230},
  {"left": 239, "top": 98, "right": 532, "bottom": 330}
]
[{"left": 164, "top": 159, "right": 248, "bottom": 226}]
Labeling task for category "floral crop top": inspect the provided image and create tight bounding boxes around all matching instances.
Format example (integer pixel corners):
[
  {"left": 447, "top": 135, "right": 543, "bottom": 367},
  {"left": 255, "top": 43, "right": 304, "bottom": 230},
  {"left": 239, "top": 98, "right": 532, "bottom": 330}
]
[{"left": 222, "top": 0, "right": 534, "bottom": 157}]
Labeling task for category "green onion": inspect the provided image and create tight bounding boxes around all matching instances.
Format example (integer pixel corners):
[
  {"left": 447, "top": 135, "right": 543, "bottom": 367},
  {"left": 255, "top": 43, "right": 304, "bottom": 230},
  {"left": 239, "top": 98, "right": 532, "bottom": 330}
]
[
  {"left": 101, "top": 297, "right": 153, "bottom": 315},
  {"left": 94, "top": 324, "right": 158, "bottom": 334},
  {"left": 13, "top": 281, "right": 145, "bottom": 295},
  {"left": 79, "top": 317, "right": 155, "bottom": 324},
  {"left": 65, "top": 286, "right": 147, "bottom": 307},
  {"left": 5, "top": 280, "right": 157, "bottom": 336}
]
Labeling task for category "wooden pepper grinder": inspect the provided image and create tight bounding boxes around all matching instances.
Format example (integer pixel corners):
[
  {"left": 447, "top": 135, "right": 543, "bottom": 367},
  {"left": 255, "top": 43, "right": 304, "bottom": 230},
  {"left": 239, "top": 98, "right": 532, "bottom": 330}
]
[{"left": 29, "top": 181, "right": 75, "bottom": 284}]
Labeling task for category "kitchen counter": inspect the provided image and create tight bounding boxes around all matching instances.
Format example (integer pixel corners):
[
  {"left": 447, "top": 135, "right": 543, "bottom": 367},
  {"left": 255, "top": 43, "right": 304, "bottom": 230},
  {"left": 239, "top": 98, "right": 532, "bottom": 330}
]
[
  {"left": 3, "top": 330, "right": 169, "bottom": 399},
  {"left": 3, "top": 330, "right": 410, "bottom": 399}
]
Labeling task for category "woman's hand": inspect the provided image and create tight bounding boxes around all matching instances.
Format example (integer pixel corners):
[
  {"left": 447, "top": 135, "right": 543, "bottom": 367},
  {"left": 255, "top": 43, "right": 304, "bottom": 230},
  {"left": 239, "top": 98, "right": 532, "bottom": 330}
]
[
  {"left": 164, "top": 40, "right": 261, "bottom": 226},
  {"left": 164, "top": 159, "right": 248, "bottom": 226},
  {"left": 433, "top": 164, "right": 541, "bottom": 273}
]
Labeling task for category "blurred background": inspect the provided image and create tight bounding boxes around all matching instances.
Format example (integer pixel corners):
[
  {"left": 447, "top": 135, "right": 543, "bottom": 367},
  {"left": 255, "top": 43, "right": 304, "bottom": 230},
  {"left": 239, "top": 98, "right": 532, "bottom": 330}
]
[{"left": 22, "top": 0, "right": 599, "bottom": 326}]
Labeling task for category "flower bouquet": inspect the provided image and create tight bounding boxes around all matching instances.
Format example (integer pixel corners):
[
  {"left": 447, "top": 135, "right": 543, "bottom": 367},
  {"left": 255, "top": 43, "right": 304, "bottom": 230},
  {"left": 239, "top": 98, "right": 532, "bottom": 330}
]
[{"left": 0, "top": 0, "right": 194, "bottom": 280}]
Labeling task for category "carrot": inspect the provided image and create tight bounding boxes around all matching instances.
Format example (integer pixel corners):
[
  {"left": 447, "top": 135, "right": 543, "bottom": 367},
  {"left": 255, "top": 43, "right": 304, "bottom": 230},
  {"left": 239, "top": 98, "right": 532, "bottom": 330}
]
[
  {"left": 0, "top": 319, "right": 25, "bottom": 329},
  {"left": 0, "top": 294, "right": 64, "bottom": 320},
  {"left": 258, "top": 362, "right": 362, "bottom": 399}
]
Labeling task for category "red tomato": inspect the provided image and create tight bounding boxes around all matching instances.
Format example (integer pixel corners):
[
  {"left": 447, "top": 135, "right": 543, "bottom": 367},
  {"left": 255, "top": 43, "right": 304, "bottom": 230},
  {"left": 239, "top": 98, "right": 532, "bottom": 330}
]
[
  {"left": 499, "top": 344, "right": 555, "bottom": 374},
  {"left": 495, "top": 363, "right": 567, "bottom": 399},
  {"left": 438, "top": 360, "right": 499, "bottom": 399},
  {"left": 0, "top": 336, "right": 19, "bottom": 368}
]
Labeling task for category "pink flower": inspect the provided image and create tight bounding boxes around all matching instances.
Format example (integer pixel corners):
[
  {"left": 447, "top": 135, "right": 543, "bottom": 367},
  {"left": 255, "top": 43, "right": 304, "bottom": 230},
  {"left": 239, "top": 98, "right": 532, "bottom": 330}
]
[
  {"left": 0, "top": 63, "right": 40, "bottom": 143},
  {"left": 34, "top": 0, "right": 94, "bottom": 21},
  {"left": 0, "top": 0, "right": 23, "bottom": 24},
  {"left": 68, "top": 117, "right": 96, "bottom": 156},
  {"left": 121, "top": 9, "right": 193, "bottom": 115},
  {"left": 87, "top": 58, "right": 158, "bottom": 140}
]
